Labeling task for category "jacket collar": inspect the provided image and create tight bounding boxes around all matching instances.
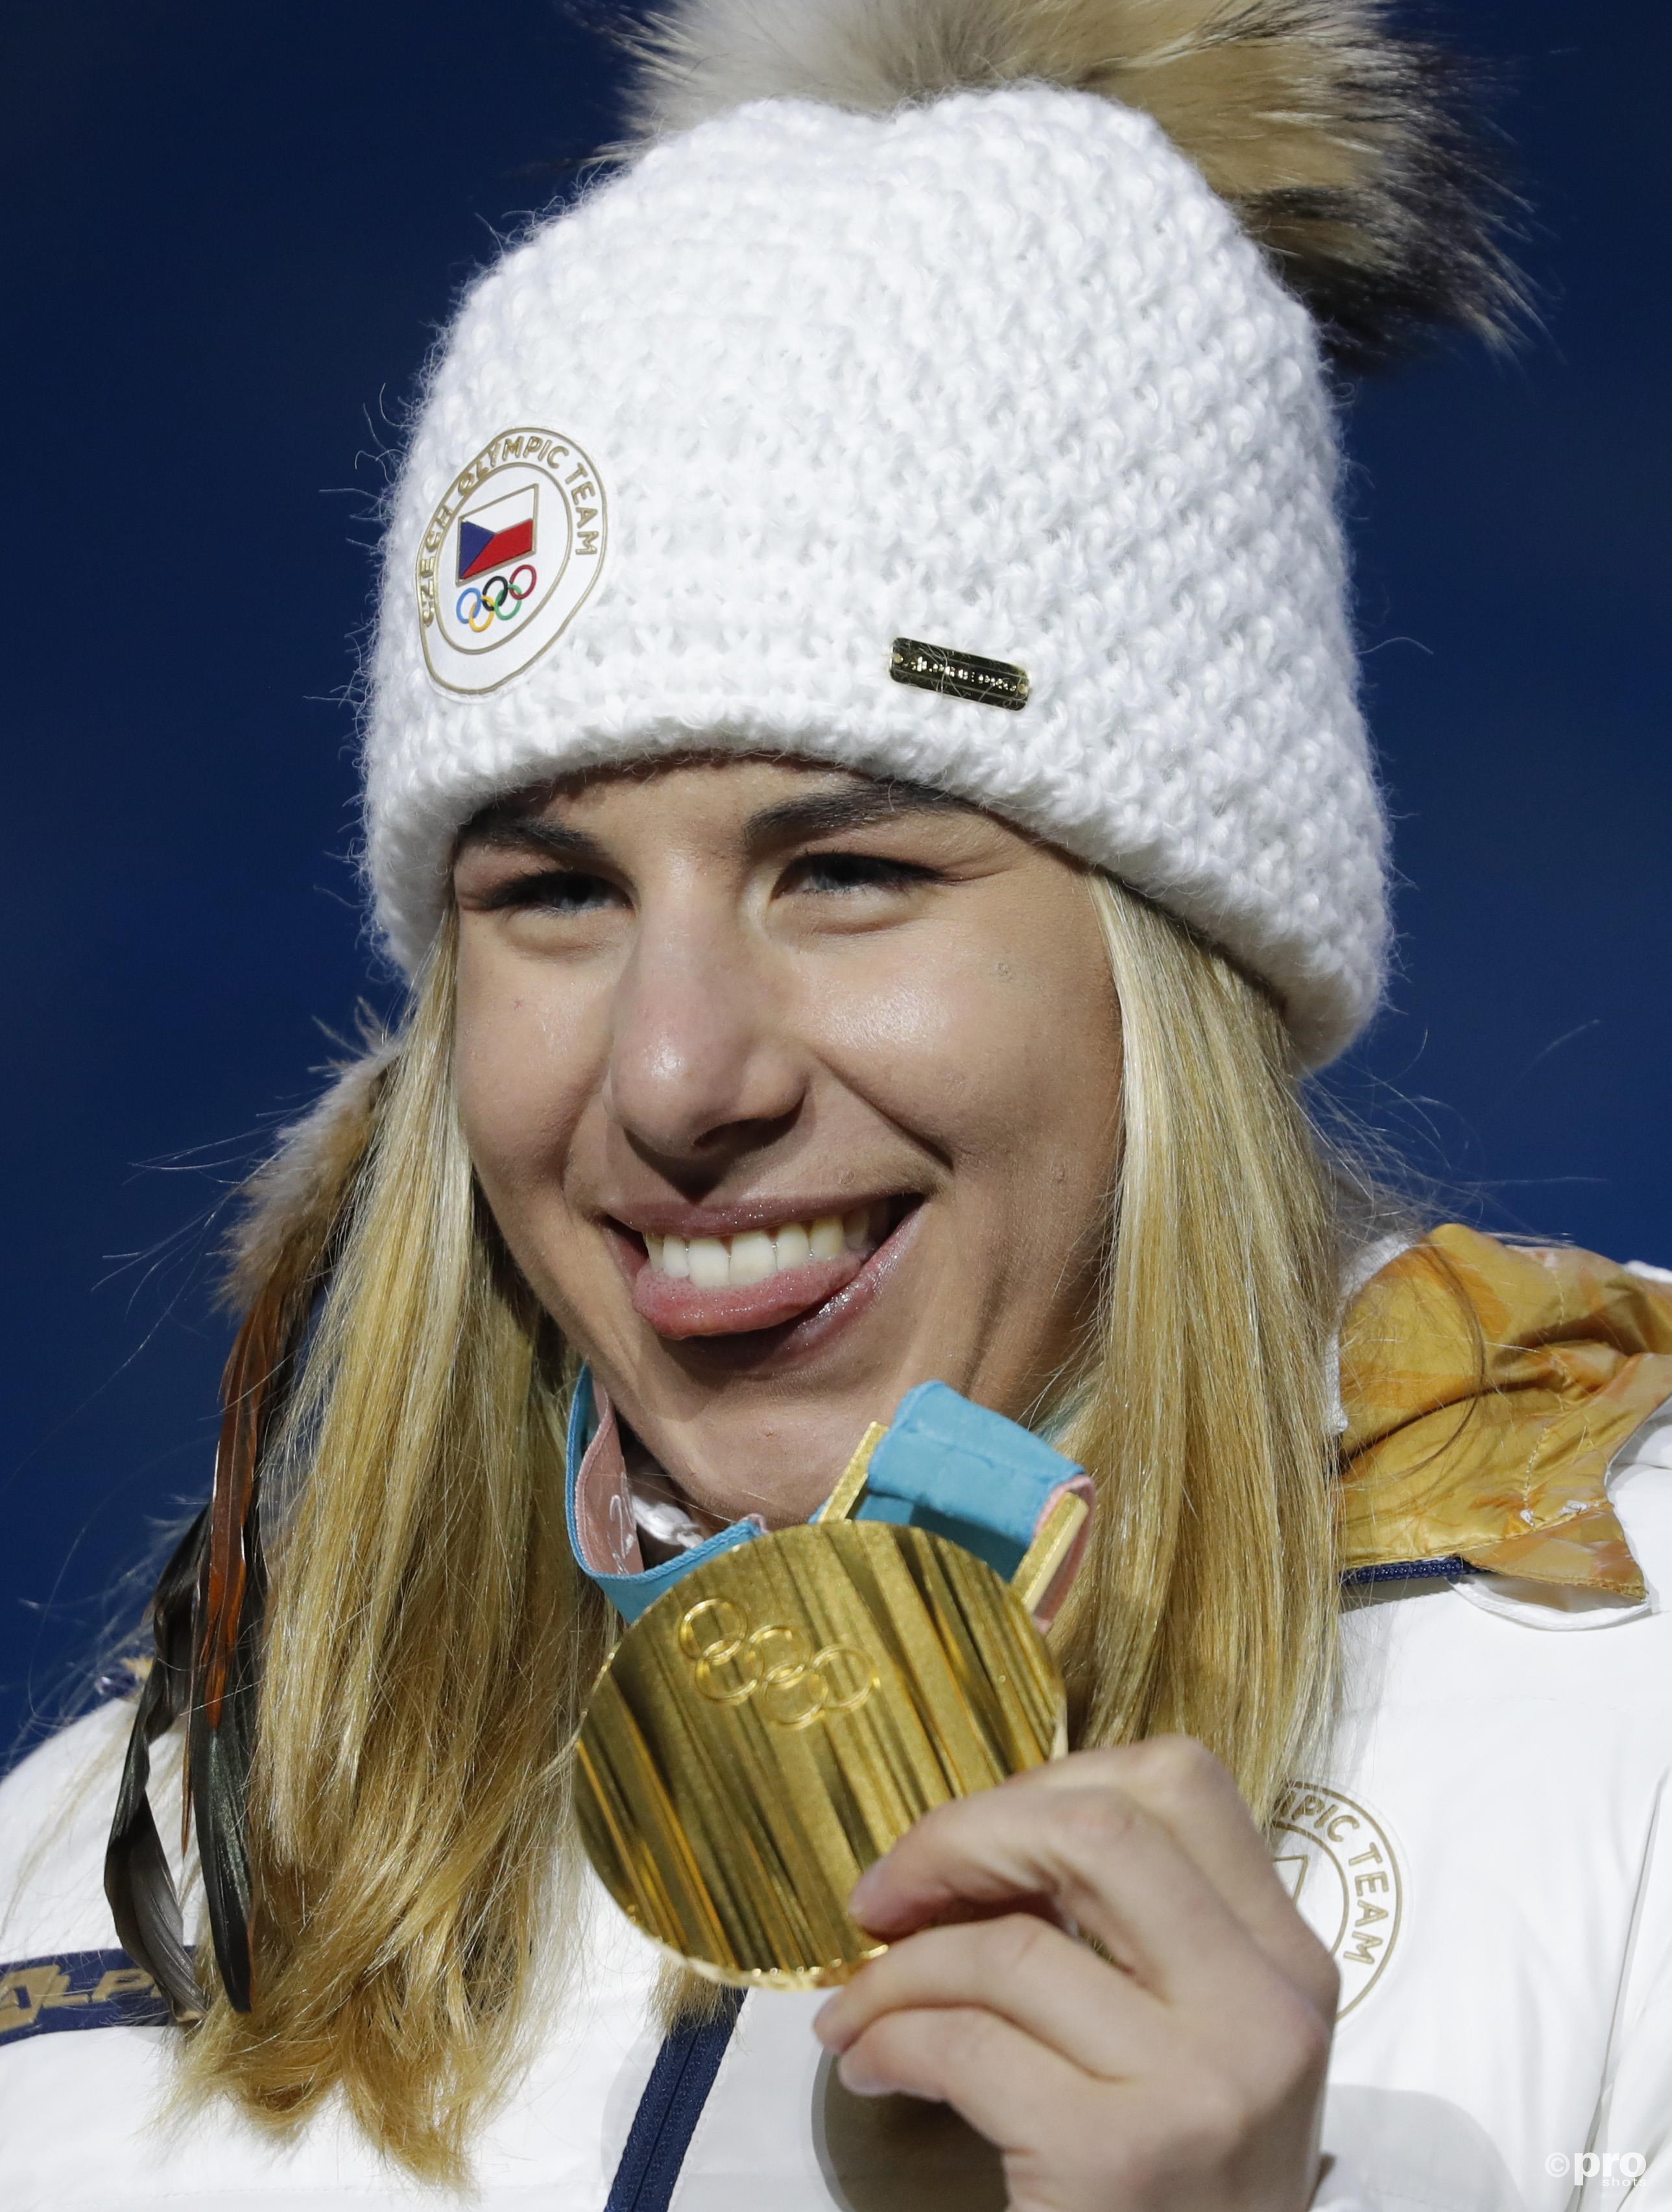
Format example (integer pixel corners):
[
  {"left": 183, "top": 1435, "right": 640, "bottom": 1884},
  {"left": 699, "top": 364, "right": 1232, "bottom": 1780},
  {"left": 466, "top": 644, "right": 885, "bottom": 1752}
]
[{"left": 1339, "top": 1224, "right": 1672, "bottom": 1599}]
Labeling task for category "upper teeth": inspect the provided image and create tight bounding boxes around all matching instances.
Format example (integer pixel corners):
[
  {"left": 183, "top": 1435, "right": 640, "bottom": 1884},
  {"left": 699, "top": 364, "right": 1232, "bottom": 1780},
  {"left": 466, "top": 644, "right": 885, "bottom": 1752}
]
[{"left": 645, "top": 1206, "right": 889, "bottom": 1288}]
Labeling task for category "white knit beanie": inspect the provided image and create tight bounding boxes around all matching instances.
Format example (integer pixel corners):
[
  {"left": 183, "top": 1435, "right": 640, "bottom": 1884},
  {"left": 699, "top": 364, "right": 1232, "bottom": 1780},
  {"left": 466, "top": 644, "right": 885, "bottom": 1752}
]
[{"left": 363, "top": 0, "right": 1509, "bottom": 1067}]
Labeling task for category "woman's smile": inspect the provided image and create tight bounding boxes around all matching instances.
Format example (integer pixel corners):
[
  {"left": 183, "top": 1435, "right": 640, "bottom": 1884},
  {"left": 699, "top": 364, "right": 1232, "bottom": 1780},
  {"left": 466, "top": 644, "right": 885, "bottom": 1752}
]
[
  {"left": 451, "top": 754, "right": 1122, "bottom": 1525},
  {"left": 609, "top": 1192, "right": 919, "bottom": 1343}
]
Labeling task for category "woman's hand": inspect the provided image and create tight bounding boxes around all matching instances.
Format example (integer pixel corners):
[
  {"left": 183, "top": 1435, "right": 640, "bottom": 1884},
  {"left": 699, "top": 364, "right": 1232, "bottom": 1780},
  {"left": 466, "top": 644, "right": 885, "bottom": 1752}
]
[{"left": 814, "top": 1738, "right": 1338, "bottom": 2212}]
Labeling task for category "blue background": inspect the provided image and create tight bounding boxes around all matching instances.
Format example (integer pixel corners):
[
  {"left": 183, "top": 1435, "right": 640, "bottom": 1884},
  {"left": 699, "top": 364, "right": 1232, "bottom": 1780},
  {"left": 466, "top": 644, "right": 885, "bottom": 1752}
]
[{"left": 3, "top": 2, "right": 1667, "bottom": 1764}]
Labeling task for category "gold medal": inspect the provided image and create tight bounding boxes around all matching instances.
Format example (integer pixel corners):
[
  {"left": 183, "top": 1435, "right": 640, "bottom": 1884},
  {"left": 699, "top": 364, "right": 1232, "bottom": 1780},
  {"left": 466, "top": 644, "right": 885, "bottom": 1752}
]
[{"left": 575, "top": 1426, "right": 1081, "bottom": 1988}]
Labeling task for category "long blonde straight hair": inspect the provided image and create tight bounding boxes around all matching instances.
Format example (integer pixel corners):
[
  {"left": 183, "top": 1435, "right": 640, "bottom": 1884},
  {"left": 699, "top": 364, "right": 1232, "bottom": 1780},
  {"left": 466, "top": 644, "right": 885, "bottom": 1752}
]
[{"left": 185, "top": 873, "right": 1348, "bottom": 2178}]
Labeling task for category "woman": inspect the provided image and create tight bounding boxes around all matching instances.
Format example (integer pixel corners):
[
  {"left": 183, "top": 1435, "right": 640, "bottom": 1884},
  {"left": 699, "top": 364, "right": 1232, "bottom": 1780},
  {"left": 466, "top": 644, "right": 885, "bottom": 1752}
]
[{"left": 4, "top": 2, "right": 1671, "bottom": 2206}]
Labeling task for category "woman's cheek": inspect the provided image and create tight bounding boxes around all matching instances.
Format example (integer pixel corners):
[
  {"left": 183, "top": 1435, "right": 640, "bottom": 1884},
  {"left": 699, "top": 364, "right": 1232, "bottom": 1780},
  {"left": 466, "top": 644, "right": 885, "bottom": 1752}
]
[
  {"left": 818, "top": 934, "right": 1102, "bottom": 1166},
  {"left": 454, "top": 958, "right": 593, "bottom": 1221}
]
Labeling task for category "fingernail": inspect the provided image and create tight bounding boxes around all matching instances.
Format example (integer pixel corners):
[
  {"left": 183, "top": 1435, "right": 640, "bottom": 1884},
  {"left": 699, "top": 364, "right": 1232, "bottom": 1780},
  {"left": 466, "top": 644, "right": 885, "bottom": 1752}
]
[
  {"left": 813, "top": 1998, "right": 848, "bottom": 2052},
  {"left": 848, "top": 1865, "right": 880, "bottom": 1913},
  {"left": 837, "top": 2054, "right": 884, "bottom": 2098}
]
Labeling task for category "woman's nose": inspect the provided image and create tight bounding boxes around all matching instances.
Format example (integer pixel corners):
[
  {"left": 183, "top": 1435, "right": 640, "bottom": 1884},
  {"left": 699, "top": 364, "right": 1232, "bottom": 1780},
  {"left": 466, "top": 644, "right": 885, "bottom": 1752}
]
[{"left": 601, "top": 905, "right": 807, "bottom": 1173}]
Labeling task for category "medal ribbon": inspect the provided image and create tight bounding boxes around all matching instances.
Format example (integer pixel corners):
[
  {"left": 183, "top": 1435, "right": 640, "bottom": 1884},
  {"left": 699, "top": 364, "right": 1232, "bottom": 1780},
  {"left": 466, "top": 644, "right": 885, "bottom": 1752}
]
[{"left": 566, "top": 1373, "right": 1093, "bottom": 1624}]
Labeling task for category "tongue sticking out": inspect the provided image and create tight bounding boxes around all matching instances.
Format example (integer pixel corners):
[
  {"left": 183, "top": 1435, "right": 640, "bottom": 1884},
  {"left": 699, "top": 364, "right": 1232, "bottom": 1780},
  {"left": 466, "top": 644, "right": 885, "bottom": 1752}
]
[{"left": 634, "top": 1247, "right": 871, "bottom": 1338}]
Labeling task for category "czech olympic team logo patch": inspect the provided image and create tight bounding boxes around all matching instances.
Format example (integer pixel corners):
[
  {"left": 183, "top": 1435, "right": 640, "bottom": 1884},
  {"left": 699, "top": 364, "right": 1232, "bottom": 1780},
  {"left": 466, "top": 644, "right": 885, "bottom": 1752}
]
[
  {"left": 416, "top": 427, "right": 608, "bottom": 695},
  {"left": 1272, "top": 1782, "right": 1404, "bottom": 2016}
]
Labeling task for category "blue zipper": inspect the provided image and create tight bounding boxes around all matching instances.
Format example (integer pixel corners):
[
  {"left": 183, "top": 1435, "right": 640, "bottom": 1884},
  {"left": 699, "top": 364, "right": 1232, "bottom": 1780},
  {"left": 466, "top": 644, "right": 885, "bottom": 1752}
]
[
  {"left": 1340, "top": 1554, "right": 1479, "bottom": 1585},
  {"left": 605, "top": 1990, "right": 746, "bottom": 2212}
]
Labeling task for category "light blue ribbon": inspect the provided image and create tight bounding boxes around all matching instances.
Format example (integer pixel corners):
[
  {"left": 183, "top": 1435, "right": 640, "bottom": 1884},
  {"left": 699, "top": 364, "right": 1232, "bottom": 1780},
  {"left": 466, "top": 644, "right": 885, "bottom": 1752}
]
[
  {"left": 564, "top": 1369, "right": 761, "bottom": 1622},
  {"left": 566, "top": 1370, "right": 1083, "bottom": 1622}
]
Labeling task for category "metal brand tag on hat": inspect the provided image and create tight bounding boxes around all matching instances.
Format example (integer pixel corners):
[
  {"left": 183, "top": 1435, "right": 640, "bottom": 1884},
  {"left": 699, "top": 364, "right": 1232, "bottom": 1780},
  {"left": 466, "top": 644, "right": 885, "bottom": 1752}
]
[{"left": 890, "top": 637, "right": 1030, "bottom": 711}]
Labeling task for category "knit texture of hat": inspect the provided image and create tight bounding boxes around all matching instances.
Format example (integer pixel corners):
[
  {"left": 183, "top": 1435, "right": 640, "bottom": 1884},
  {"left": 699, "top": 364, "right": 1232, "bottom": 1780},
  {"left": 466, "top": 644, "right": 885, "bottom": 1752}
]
[{"left": 366, "top": 78, "right": 1385, "bottom": 1062}]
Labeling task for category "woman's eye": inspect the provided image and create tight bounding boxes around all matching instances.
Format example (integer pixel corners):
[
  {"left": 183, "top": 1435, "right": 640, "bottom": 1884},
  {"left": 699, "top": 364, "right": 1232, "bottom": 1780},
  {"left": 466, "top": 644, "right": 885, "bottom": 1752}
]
[
  {"left": 483, "top": 868, "right": 623, "bottom": 915},
  {"left": 780, "top": 851, "right": 937, "bottom": 896}
]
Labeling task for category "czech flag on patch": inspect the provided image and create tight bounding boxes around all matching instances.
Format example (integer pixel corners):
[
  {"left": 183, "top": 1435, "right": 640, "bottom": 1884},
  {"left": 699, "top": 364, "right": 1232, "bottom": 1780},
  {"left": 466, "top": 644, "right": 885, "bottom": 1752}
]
[{"left": 457, "top": 485, "right": 538, "bottom": 581}]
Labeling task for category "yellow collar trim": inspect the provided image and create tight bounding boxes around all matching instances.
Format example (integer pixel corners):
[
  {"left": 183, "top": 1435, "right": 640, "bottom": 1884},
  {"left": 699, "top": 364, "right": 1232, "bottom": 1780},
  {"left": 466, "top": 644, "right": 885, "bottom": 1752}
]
[{"left": 1339, "top": 1225, "right": 1672, "bottom": 1600}]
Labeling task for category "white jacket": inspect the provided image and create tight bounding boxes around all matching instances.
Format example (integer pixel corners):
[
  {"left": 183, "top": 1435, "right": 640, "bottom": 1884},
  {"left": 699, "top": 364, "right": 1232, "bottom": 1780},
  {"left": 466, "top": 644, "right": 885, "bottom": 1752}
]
[{"left": 5, "top": 1401, "right": 1672, "bottom": 2212}]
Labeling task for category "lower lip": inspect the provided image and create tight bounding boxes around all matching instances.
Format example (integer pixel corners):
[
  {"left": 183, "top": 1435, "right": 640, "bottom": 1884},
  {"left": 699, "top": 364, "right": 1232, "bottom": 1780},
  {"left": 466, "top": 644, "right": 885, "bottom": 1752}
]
[{"left": 615, "top": 1208, "right": 923, "bottom": 1367}]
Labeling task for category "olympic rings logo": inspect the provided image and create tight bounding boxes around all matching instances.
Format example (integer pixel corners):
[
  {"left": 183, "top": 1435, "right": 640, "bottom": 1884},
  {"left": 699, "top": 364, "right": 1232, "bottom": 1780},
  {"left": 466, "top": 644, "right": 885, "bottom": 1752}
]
[
  {"left": 455, "top": 564, "right": 536, "bottom": 632},
  {"left": 677, "top": 1598, "right": 878, "bottom": 1729}
]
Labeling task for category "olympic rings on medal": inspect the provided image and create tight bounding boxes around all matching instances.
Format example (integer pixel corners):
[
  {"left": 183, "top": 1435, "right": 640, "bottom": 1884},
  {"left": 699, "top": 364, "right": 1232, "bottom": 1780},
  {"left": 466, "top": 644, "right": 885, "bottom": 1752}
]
[
  {"left": 677, "top": 1598, "right": 878, "bottom": 1727},
  {"left": 454, "top": 563, "right": 538, "bottom": 634},
  {"left": 679, "top": 1599, "right": 748, "bottom": 1673}
]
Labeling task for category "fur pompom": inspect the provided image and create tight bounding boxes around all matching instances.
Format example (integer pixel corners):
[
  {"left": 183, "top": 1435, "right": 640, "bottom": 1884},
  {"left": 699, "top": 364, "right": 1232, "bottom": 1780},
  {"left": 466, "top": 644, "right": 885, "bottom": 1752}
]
[{"left": 624, "top": 0, "right": 1518, "bottom": 362}]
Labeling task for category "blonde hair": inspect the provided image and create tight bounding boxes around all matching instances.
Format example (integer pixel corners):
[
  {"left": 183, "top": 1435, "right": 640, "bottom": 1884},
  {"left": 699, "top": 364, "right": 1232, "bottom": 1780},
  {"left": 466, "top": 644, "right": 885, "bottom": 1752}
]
[
  {"left": 1049, "top": 879, "right": 1340, "bottom": 1810},
  {"left": 185, "top": 875, "right": 1350, "bottom": 2179}
]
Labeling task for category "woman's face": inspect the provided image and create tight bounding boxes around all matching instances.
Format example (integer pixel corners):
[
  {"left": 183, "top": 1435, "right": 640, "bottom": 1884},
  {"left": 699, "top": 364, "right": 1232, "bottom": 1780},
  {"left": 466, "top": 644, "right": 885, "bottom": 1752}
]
[{"left": 453, "top": 758, "right": 1121, "bottom": 1527}]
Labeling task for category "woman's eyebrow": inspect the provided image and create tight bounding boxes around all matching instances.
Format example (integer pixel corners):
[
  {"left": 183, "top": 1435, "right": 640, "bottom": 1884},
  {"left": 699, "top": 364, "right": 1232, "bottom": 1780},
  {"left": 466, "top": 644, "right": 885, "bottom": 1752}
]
[
  {"left": 455, "top": 778, "right": 972, "bottom": 867},
  {"left": 455, "top": 811, "right": 610, "bottom": 869},
  {"left": 745, "top": 781, "right": 972, "bottom": 851}
]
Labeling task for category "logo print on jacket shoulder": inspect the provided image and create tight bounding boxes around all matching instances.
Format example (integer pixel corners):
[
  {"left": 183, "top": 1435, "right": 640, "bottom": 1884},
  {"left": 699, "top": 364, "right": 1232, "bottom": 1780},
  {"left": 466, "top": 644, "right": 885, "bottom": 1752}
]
[
  {"left": 1272, "top": 1783, "right": 1403, "bottom": 2015},
  {"left": 416, "top": 428, "right": 608, "bottom": 695},
  {"left": 0, "top": 1951, "right": 171, "bottom": 2043}
]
